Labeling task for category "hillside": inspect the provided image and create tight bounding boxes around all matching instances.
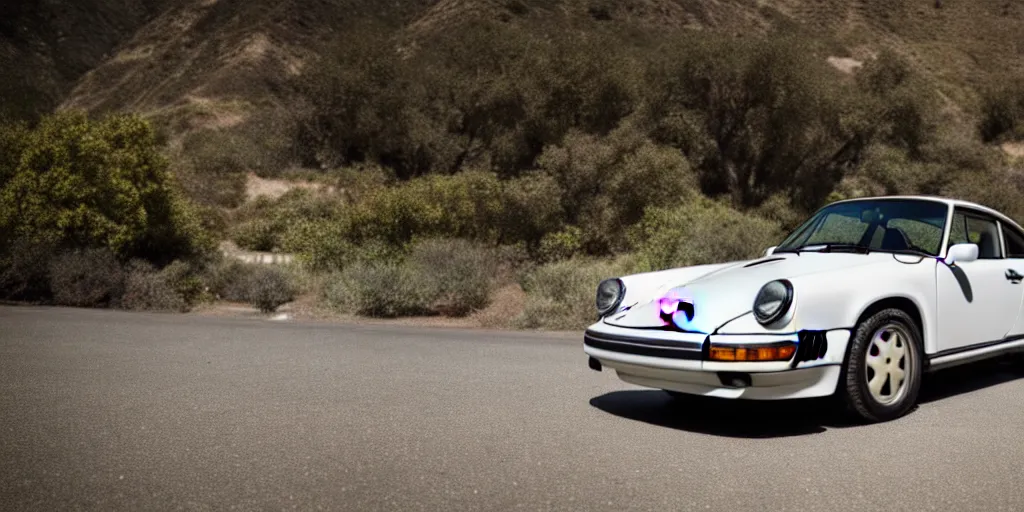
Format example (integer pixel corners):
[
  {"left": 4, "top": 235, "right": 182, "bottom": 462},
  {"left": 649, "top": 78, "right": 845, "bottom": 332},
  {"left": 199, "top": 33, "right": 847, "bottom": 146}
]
[
  {"left": 3, "top": 0, "right": 1024, "bottom": 327},
  {"left": 0, "top": 0, "right": 185, "bottom": 121},
  {"left": 1, "top": 0, "right": 1018, "bottom": 140},
  {"left": 53, "top": 0, "right": 1024, "bottom": 124}
]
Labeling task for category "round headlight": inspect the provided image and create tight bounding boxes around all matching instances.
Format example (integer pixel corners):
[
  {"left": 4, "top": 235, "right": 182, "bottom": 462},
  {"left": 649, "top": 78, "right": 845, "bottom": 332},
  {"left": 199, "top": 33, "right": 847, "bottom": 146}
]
[
  {"left": 752, "top": 280, "right": 793, "bottom": 325},
  {"left": 596, "top": 278, "right": 625, "bottom": 316}
]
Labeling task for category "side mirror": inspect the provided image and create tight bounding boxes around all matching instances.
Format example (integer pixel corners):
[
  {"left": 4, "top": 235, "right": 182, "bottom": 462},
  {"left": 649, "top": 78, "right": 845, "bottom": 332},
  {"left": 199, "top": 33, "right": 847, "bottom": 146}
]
[
  {"left": 764, "top": 246, "right": 777, "bottom": 257},
  {"left": 944, "top": 243, "right": 979, "bottom": 265}
]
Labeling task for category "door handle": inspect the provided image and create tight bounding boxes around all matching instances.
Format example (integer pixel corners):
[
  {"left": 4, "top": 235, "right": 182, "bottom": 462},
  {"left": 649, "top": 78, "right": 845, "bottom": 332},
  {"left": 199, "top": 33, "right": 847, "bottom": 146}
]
[{"left": 1006, "top": 269, "right": 1023, "bottom": 283}]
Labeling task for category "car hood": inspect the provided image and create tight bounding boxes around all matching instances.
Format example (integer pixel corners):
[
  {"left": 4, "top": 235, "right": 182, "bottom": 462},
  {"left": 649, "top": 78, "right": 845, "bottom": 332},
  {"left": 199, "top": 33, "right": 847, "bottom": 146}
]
[{"left": 605, "top": 252, "right": 903, "bottom": 332}]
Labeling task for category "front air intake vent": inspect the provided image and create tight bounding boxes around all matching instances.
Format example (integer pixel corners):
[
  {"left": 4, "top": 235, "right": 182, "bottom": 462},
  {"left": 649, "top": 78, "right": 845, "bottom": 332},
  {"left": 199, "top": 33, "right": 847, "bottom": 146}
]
[
  {"left": 794, "top": 330, "right": 828, "bottom": 365},
  {"left": 743, "top": 257, "right": 785, "bottom": 268}
]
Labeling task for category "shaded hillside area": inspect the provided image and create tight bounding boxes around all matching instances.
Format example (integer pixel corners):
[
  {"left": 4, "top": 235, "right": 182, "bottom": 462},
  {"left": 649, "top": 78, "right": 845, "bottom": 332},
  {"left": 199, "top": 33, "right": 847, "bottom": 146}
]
[
  {"left": 0, "top": 0, "right": 187, "bottom": 121},
  {"left": 45, "top": 0, "right": 1024, "bottom": 125},
  {"left": 2, "top": 0, "right": 1024, "bottom": 328}
]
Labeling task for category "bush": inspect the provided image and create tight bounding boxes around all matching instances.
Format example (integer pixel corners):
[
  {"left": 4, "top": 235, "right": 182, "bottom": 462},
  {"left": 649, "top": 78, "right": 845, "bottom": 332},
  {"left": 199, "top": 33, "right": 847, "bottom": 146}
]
[
  {"left": 121, "top": 261, "right": 187, "bottom": 312},
  {"left": 230, "top": 189, "right": 346, "bottom": 252},
  {"left": 325, "top": 262, "right": 429, "bottom": 318},
  {"left": 538, "top": 226, "right": 584, "bottom": 263},
  {"left": 322, "top": 238, "right": 499, "bottom": 318},
  {"left": 514, "top": 257, "right": 636, "bottom": 330},
  {"left": 0, "top": 111, "right": 212, "bottom": 264},
  {"left": 0, "top": 120, "right": 28, "bottom": 190},
  {"left": 207, "top": 259, "right": 256, "bottom": 302},
  {"left": 311, "top": 171, "right": 566, "bottom": 256},
  {"left": 159, "top": 260, "right": 206, "bottom": 308},
  {"left": 49, "top": 248, "right": 126, "bottom": 308},
  {"left": 244, "top": 265, "right": 296, "bottom": 313},
  {"left": 0, "top": 237, "right": 57, "bottom": 301},
  {"left": 979, "top": 78, "right": 1024, "bottom": 143},
  {"left": 629, "top": 196, "right": 784, "bottom": 272},
  {"left": 537, "top": 124, "right": 693, "bottom": 253},
  {"left": 281, "top": 219, "right": 355, "bottom": 272},
  {"left": 230, "top": 218, "right": 280, "bottom": 252},
  {"left": 405, "top": 238, "right": 499, "bottom": 316}
]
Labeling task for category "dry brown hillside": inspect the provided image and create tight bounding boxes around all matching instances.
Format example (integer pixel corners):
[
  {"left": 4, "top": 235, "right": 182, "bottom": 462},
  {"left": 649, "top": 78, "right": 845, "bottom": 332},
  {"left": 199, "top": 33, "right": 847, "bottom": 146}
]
[
  {"left": 35, "top": 0, "right": 1018, "bottom": 138},
  {"left": 0, "top": 0, "right": 186, "bottom": 120}
]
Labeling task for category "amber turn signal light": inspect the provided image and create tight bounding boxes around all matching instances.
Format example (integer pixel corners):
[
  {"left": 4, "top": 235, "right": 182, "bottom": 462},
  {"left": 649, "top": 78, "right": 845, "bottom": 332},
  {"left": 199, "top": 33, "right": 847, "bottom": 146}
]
[{"left": 709, "top": 343, "right": 796, "bottom": 362}]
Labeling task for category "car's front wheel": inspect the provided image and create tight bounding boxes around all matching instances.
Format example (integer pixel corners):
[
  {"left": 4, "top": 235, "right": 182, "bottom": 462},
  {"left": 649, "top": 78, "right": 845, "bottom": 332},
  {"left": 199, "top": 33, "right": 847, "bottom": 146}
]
[{"left": 840, "top": 308, "right": 923, "bottom": 423}]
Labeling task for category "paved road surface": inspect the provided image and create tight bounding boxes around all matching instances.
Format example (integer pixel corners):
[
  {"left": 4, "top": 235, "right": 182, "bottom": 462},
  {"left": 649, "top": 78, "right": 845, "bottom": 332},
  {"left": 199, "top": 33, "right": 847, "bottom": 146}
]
[{"left": 3, "top": 306, "right": 1024, "bottom": 511}]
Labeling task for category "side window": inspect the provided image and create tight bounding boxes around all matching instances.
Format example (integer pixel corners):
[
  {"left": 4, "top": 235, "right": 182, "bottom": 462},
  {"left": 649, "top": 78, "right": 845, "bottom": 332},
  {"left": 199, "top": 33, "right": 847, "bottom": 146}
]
[
  {"left": 1004, "top": 226, "right": 1024, "bottom": 259},
  {"left": 948, "top": 210, "right": 1002, "bottom": 259},
  {"left": 948, "top": 213, "right": 969, "bottom": 247},
  {"left": 965, "top": 214, "right": 1002, "bottom": 259}
]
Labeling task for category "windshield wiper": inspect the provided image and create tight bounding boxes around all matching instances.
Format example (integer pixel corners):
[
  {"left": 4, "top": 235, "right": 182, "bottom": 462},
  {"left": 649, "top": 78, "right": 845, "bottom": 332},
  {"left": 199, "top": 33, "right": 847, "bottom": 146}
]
[{"left": 777, "top": 243, "right": 870, "bottom": 255}]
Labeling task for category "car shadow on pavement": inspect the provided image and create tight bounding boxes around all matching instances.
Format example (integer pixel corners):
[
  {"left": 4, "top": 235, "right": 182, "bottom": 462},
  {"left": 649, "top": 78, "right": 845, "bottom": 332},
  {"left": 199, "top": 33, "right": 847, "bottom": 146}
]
[
  {"left": 590, "top": 359, "right": 1024, "bottom": 438},
  {"left": 918, "top": 358, "right": 1024, "bottom": 404},
  {"left": 588, "top": 391, "right": 848, "bottom": 438}
]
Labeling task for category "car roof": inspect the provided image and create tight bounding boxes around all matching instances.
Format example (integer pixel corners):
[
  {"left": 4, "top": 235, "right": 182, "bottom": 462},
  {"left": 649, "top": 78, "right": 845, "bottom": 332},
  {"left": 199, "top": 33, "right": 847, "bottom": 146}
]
[{"left": 829, "top": 195, "right": 1024, "bottom": 235}]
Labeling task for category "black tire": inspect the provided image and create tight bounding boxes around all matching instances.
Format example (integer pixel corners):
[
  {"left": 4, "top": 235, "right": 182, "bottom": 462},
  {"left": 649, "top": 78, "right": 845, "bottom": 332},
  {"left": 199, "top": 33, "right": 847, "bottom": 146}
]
[{"left": 840, "top": 308, "right": 923, "bottom": 423}]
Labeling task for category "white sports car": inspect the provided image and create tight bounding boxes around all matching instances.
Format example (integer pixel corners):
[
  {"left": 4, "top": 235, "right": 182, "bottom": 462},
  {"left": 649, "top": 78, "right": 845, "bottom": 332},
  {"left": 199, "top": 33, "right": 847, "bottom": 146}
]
[{"left": 585, "top": 195, "right": 1024, "bottom": 422}]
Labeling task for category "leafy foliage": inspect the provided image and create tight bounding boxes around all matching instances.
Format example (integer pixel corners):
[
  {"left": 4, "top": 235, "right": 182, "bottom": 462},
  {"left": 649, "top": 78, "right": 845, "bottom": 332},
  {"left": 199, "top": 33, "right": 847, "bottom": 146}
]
[
  {"left": 322, "top": 237, "right": 500, "bottom": 318},
  {"left": 514, "top": 256, "right": 637, "bottom": 330},
  {"left": 49, "top": 248, "right": 125, "bottom": 308},
  {"left": 120, "top": 260, "right": 188, "bottom": 312},
  {"left": 629, "top": 196, "right": 784, "bottom": 272},
  {"left": 244, "top": 265, "right": 297, "bottom": 313},
  {"left": 0, "top": 111, "right": 211, "bottom": 264},
  {"left": 405, "top": 238, "right": 498, "bottom": 316}
]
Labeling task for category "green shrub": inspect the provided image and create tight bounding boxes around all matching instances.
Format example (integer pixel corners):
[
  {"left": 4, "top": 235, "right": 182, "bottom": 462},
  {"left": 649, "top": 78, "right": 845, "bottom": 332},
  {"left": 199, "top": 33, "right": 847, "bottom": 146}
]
[
  {"left": 538, "top": 226, "right": 584, "bottom": 263},
  {"left": 537, "top": 124, "right": 693, "bottom": 253},
  {"left": 0, "top": 120, "right": 28, "bottom": 190},
  {"left": 281, "top": 219, "right": 354, "bottom": 271},
  {"left": 0, "top": 111, "right": 212, "bottom": 264},
  {"left": 334, "top": 171, "right": 567, "bottom": 251},
  {"left": 159, "top": 260, "right": 206, "bottom": 308},
  {"left": 244, "top": 265, "right": 297, "bottom": 313},
  {"left": 405, "top": 238, "right": 499, "bottom": 316},
  {"left": 208, "top": 259, "right": 254, "bottom": 302},
  {"left": 514, "top": 256, "right": 636, "bottom": 330},
  {"left": 495, "top": 172, "right": 564, "bottom": 248},
  {"left": 321, "top": 238, "right": 498, "bottom": 318},
  {"left": 629, "top": 196, "right": 784, "bottom": 272},
  {"left": 230, "top": 218, "right": 280, "bottom": 252},
  {"left": 325, "top": 262, "right": 430, "bottom": 318},
  {"left": 230, "top": 189, "right": 346, "bottom": 252},
  {"left": 120, "top": 261, "right": 187, "bottom": 312},
  {"left": 49, "top": 248, "right": 126, "bottom": 308}
]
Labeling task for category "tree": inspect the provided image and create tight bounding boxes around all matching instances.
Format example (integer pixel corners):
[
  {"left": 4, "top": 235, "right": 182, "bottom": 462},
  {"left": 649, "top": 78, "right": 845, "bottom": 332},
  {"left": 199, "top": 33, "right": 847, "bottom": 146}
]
[
  {"left": 642, "top": 33, "right": 866, "bottom": 208},
  {"left": 0, "top": 110, "right": 210, "bottom": 264}
]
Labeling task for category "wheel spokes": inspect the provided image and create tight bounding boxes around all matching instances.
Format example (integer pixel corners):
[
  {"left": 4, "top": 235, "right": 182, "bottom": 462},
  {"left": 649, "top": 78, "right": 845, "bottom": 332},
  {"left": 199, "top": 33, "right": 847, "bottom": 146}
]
[
  {"left": 868, "top": 370, "right": 888, "bottom": 396},
  {"left": 865, "top": 326, "right": 912, "bottom": 405}
]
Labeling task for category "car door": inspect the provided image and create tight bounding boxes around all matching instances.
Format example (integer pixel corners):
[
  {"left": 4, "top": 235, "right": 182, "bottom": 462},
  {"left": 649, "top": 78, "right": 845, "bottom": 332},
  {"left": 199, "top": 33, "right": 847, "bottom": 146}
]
[
  {"left": 936, "top": 209, "right": 1023, "bottom": 352},
  {"left": 1001, "top": 224, "right": 1024, "bottom": 337}
]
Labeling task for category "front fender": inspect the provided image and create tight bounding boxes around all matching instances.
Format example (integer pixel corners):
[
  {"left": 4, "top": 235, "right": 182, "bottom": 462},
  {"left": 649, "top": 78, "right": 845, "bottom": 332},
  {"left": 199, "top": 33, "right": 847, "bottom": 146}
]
[{"left": 715, "top": 256, "right": 938, "bottom": 353}]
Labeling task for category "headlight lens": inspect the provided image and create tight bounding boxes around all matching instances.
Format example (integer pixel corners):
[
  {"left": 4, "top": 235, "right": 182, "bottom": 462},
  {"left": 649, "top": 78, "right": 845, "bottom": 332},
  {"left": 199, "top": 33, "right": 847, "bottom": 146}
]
[
  {"left": 596, "top": 278, "right": 625, "bottom": 316},
  {"left": 752, "top": 279, "right": 793, "bottom": 325}
]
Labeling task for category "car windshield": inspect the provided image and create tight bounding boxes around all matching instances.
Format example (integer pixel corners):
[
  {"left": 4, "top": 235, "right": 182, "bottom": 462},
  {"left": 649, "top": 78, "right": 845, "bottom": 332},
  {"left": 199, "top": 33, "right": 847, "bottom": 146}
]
[{"left": 776, "top": 199, "right": 949, "bottom": 256}]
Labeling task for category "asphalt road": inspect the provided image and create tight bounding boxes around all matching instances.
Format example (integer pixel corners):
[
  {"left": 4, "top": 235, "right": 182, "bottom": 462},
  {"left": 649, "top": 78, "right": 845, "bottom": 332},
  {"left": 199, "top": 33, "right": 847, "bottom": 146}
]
[{"left": 3, "top": 306, "right": 1024, "bottom": 511}]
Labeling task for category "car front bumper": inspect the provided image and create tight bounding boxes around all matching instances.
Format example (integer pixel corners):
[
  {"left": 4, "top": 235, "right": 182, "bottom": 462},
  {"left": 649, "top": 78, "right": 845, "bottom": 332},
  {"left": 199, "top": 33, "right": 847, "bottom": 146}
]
[{"left": 583, "top": 323, "right": 851, "bottom": 400}]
